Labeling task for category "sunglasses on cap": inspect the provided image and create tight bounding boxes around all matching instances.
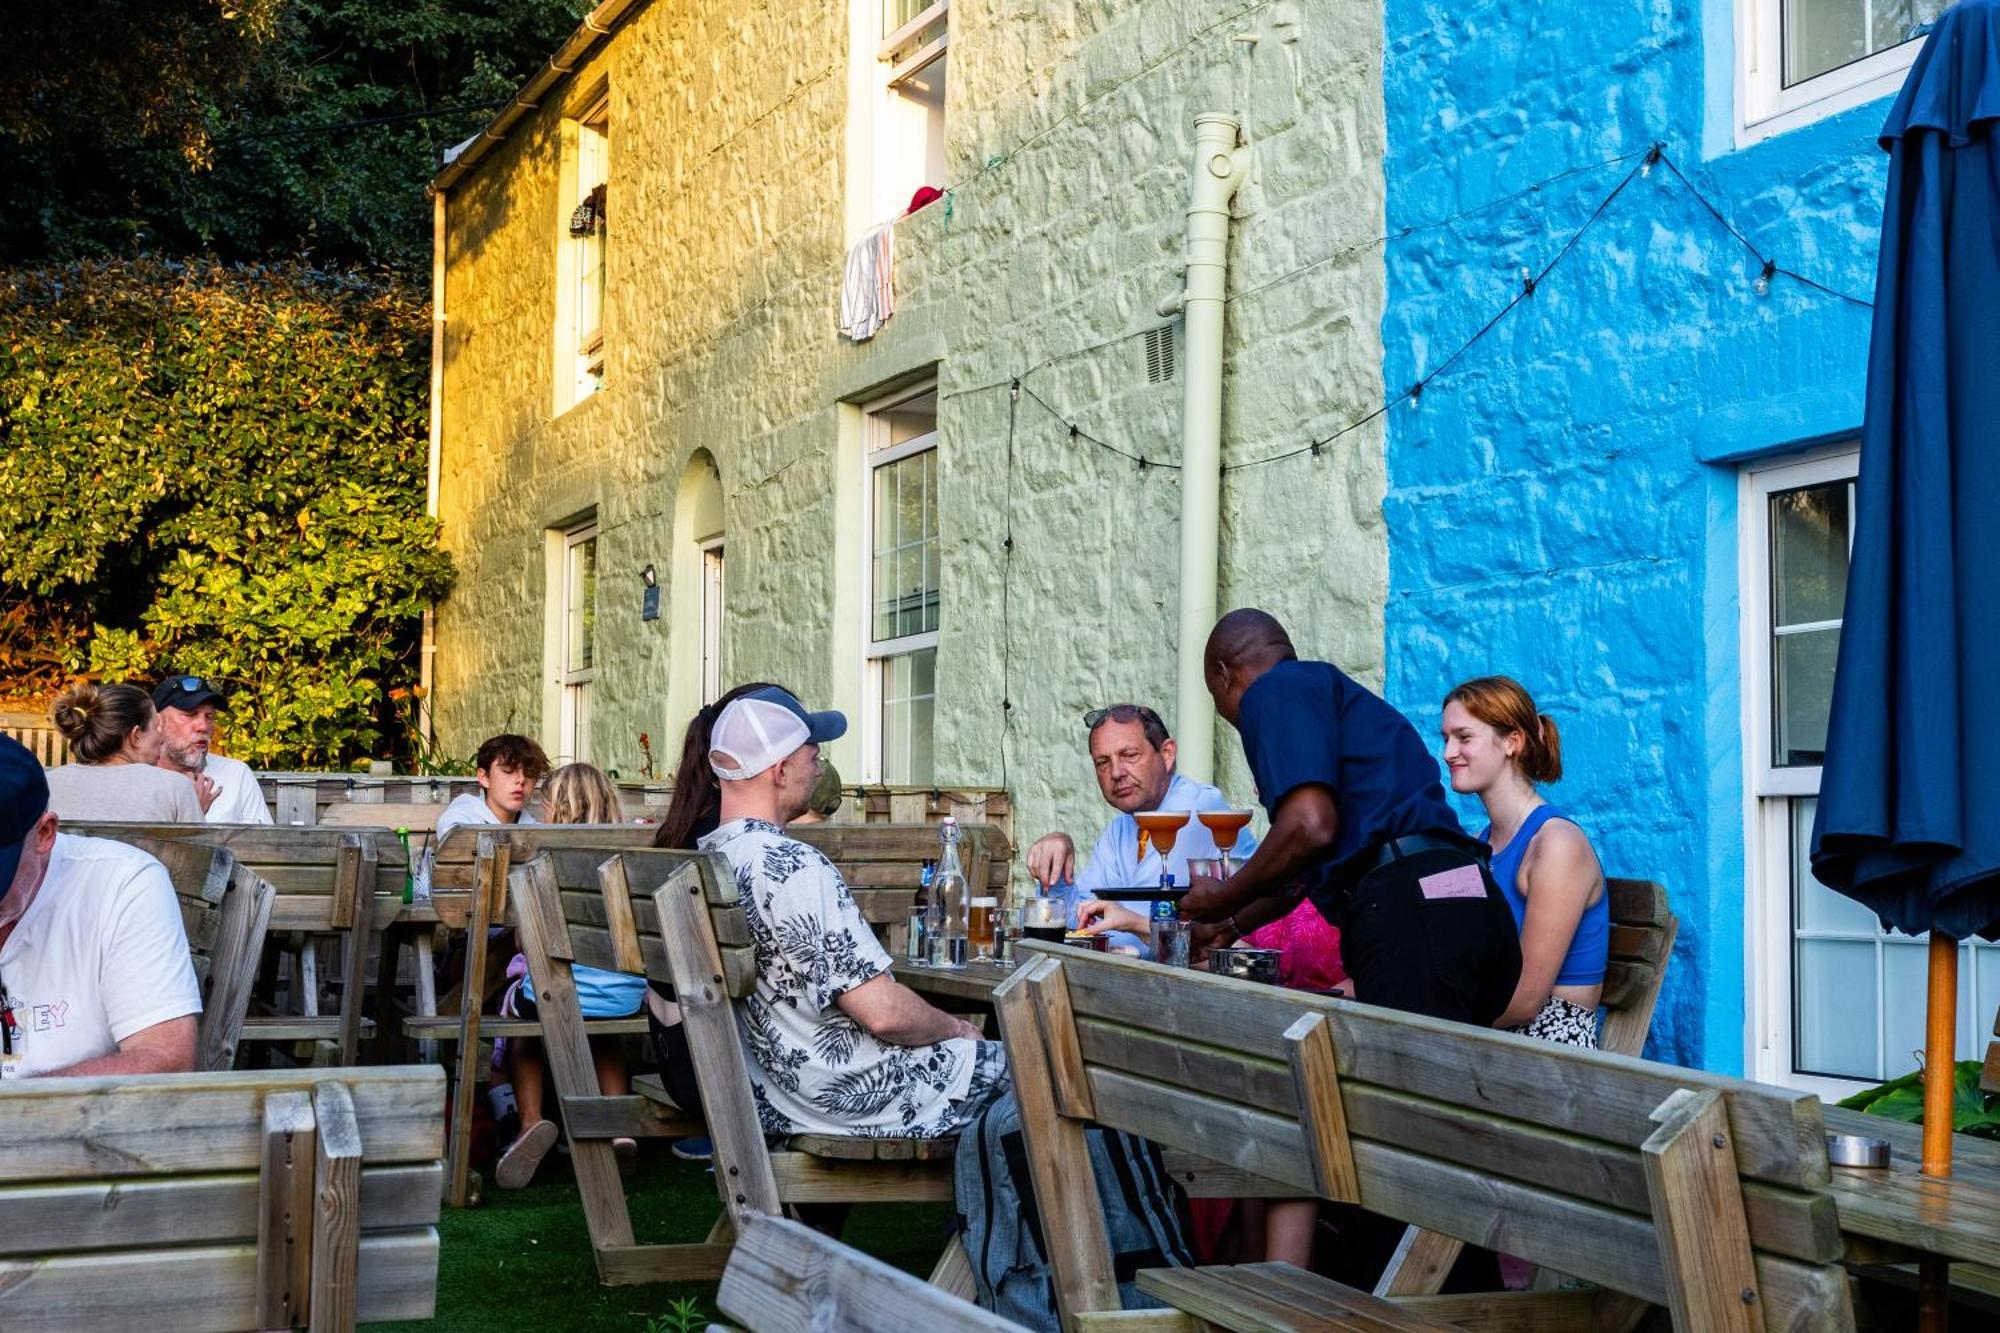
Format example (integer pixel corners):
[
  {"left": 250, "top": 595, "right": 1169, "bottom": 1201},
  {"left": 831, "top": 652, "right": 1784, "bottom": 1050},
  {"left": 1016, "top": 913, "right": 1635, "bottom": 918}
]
[{"left": 1083, "top": 704, "right": 1166, "bottom": 734}]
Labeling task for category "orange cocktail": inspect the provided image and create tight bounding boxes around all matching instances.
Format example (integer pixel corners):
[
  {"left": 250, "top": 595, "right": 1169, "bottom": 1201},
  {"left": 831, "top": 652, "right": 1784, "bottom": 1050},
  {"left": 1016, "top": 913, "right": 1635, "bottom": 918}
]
[
  {"left": 1133, "top": 810, "right": 1191, "bottom": 865},
  {"left": 1196, "top": 809, "right": 1254, "bottom": 855}
]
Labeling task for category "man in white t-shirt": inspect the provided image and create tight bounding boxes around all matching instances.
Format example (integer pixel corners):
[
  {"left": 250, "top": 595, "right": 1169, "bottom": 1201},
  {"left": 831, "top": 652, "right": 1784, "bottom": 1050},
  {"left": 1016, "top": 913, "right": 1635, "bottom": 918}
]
[
  {"left": 152, "top": 674, "right": 272, "bottom": 824},
  {"left": 0, "top": 736, "right": 202, "bottom": 1078},
  {"left": 413, "top": 734, "right": 548, "bottom": 898}
]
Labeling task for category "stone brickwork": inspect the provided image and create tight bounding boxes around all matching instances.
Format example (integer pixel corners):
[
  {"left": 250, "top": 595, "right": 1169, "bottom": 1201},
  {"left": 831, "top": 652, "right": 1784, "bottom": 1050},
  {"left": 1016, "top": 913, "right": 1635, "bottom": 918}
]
[
  {"left": 1381, "top": 0, "right": 1887, "bottom": 1068},
  {"left": 436, "top": 0, "right": 1389, "bottom": 865}
]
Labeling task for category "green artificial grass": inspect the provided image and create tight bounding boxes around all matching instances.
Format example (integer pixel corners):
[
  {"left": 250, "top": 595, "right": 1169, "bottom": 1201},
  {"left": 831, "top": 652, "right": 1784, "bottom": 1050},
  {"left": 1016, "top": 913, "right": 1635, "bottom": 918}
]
[{"left": 376, "top": 1144, "right": 954, "bottom": 1332}]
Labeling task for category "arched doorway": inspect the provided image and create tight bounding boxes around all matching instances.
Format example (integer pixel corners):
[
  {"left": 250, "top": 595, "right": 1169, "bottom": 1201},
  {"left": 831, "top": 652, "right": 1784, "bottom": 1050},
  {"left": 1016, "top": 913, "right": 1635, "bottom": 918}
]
[{"left": 666, "top": 451, "right": 724, "bottom": 736}]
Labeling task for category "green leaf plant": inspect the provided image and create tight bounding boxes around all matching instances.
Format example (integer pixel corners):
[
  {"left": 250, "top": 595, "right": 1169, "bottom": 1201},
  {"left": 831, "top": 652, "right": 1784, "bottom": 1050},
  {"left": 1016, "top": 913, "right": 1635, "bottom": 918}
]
[{"left": 0, "top": 256, "right": 453, "bottom": 768}]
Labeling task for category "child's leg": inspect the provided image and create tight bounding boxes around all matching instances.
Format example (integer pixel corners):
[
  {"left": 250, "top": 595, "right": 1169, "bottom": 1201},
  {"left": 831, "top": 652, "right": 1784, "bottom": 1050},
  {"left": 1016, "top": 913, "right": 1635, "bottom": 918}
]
[
  {"left": 509, "top": 1036, "right": 548, "bottom": 1125},
  {"left": 591, "top": 1039, "right": 629, "bottom": 1096},
  {"left": 1265, "top": 1199, "right": 1319, "bottom": 1268}
]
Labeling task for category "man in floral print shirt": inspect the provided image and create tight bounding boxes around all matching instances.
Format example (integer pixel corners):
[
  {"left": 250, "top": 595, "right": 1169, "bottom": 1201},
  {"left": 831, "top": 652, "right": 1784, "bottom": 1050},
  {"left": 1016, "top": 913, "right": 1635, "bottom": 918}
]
[{"left": 701, "top": 687, "right": 1008, "bottom": 1137}]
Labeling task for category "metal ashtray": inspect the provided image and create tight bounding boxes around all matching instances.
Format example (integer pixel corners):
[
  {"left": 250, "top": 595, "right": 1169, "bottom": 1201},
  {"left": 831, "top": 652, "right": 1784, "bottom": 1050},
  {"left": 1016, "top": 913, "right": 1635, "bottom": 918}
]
[
  {"left": 1209, "top": 946, "right": 1281, "bottom": 984},
  {"left": 1826, "top": 1133, "right": 1891, "bottom": 1168}
]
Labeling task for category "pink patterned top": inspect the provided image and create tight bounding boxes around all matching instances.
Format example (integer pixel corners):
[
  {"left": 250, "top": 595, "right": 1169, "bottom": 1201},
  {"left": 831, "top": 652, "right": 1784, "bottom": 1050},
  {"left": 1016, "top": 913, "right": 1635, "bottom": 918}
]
[{"left": 1242, "top": 898, "right": 1345, "bottom": 993}]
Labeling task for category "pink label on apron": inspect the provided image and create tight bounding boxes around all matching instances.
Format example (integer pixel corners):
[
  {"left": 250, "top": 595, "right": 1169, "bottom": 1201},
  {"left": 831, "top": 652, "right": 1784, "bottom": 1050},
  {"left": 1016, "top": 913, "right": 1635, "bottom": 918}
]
[{"left": 1417, "top": 864, "right": 1487, "bottom": 901}]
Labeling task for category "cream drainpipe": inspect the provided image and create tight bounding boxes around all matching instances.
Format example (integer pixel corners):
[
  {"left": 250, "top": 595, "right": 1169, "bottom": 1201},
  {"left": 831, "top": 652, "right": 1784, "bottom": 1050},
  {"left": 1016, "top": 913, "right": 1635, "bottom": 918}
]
[
  {"left": 1169, "top": 113, "right": 1248, "bottom": 783},
  {"left": 420, "top": 189, "right": 446, "bottom": 746}
]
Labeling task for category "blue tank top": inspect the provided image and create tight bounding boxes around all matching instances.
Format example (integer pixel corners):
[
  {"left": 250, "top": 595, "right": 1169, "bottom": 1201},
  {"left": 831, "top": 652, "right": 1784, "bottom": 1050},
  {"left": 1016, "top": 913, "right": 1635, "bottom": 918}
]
[{"left": 1485, "top": 805, "right": 1609, "bottom": 988}]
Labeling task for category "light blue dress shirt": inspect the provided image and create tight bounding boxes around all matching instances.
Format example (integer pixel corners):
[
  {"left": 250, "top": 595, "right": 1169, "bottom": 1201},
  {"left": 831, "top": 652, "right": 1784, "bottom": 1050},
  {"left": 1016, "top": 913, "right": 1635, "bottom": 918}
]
[{"left": 1051, "top": 771, "right": 1261, "bottom": 956}]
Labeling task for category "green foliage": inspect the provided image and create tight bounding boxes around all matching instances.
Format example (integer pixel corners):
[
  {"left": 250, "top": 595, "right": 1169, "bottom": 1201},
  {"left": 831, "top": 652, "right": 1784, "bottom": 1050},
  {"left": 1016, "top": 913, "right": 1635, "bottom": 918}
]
[
  {"left": 1838, "top": 1060, "right": 2000, "bottom": 1139},
  {"left": 0, "top": 0, "right": 590, "bottom": 270},
  {"left": 0, "top": 256, "right": 452, "bottom": 767},
  {"left": 641, "top": 1298, "right": 710, "bottom": 1333}
]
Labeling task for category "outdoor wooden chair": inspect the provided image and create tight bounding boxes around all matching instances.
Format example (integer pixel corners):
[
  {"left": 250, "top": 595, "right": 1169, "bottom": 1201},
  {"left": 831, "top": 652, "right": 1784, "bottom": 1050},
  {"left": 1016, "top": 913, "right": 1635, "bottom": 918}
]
[
  {"left": 117, "top": 833, "right": 277, "bottom": 1071},
  {"left": 414, "top": 823, "right": 663, "bottom": 1205},
  {"left": 425, "top": 820, "right": 1013, "bottom": 1206},
  {"left": 508, "top": 847, "right": 976, "bottom": 1288},
  {"left": 996, "top": 943, "right": 1851, "bottom": 1333},
  {"left": 72, "top": 822, "right": 404, "bottom": 1064},
  {"left": 713, "top": 1212, "right": 1028, "bottom": 1333},
  {"left": 1375, "top": 875, "right": 1681, "bottom": 1296},
  {"left": 0, "top": 1065, "right": 445, "bottom": 1330}
]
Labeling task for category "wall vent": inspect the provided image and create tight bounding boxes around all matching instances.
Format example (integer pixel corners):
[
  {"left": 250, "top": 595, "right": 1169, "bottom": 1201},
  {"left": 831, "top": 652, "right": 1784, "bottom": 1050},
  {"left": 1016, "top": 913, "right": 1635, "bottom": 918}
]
[{"left": 1143, "top": 323, "right": 1178, "bottom": 385}]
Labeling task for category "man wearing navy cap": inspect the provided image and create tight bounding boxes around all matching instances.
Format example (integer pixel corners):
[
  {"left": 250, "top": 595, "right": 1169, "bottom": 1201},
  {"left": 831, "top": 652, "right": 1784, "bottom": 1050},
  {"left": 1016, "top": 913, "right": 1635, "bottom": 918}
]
[
  {"left": 0, "top": 735, "right": 201, "bottom": 1077},
  {"left": 152, "top": 674, "right": 272, "bottom": 825},
  {"left": 699, "top": 685, "right": 1005, "bottom": 1138}
]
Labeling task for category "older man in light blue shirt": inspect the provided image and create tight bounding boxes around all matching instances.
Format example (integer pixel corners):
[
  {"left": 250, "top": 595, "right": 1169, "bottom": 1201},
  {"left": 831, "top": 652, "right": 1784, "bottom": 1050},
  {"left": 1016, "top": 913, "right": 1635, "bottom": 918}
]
[{"left": 1025, "top": 704, "right": 1258, "bottom": 956}]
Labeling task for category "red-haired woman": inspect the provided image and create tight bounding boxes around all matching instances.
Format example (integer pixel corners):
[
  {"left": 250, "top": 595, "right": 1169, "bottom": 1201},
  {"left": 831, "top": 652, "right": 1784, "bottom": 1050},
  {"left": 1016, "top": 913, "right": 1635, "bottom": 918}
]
[{"left": 1441, "top": 677, "right": 1608, "bottom": 1048}]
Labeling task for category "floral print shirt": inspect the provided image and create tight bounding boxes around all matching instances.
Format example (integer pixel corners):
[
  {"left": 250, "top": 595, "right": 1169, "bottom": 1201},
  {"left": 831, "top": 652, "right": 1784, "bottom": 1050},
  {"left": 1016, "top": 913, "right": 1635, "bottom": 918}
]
[{"left": 699, "top": 818, "right": 976, "bottom": 1137}]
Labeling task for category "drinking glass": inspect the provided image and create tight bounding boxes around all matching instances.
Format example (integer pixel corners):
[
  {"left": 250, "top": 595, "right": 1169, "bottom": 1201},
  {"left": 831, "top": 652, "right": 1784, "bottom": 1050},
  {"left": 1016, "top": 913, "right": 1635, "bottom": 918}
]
[
  {"left": 1022, "top": 894, "right": 1067, "bottom": 944},
  {"left": 969, "top": 896, "right": 999, "bottom": 960},
  {"left": 991, "top": 907, "right": 1019, "bottom": 967}
]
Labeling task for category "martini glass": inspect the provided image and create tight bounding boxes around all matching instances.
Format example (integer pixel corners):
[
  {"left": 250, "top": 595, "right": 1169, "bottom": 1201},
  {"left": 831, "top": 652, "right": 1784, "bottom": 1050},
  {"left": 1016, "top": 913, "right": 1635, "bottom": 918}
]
[
  {"left": 1132, "top": 810, "right": 1191, "bottom": 887},
  {"left": 1197, "top": 809, "right": 1255, "bottom": 876}
]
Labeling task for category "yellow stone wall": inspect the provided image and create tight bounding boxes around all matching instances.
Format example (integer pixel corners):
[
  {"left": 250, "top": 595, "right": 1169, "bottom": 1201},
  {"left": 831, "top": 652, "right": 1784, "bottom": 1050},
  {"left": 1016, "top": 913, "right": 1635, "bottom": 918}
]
[{"left": 435, "top": 0, "right": 1387, "bottom": 862}]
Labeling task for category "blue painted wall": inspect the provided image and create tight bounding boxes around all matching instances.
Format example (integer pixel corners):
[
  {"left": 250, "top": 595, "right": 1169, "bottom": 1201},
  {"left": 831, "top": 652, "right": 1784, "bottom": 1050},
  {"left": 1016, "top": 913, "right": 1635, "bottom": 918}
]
[{"left": 1380, "top": 0, "right": 1892, "bottom": 1069}]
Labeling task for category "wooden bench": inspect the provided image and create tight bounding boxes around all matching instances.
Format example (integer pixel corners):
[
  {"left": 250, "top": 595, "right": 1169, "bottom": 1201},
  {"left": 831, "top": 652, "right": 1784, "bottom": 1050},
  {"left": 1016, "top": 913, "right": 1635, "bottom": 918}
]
[
  {"left": 995, "top": 944, "right": 1852, "bottom": 1333},
  {"left": 117, "top": 834, "right": 277, "bottom": 1072},
  {"left": 714, "top": 1212, "right": 1028, "bottom": 1333},
  {"left": 426, "top": 820, "right": 1013, "bottom": 1207},
  {"left": 508, "top": 846, "right": 982, "bottom": 1288},
  {"left": 71, "top": 823, "right": 406, "bottom": 1067},
  {"left": 1377, "top": 875, "right": 1680, "bottom": 1296},
  {"left": 0, "top": 1065, "right": 445, "bottom": 1330}
]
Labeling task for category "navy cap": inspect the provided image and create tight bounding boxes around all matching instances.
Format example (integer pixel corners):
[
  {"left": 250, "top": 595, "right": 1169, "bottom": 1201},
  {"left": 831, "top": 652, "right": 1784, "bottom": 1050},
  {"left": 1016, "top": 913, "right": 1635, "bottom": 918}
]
[
  {"left": 153, "top": 675, "right": 226, "bottom": 712},
  {"left": 741, "top": 685, "right": 847, "bottom": 745},
  {"left": 0, "top": 735, "right": 50, "bottom": 901}
]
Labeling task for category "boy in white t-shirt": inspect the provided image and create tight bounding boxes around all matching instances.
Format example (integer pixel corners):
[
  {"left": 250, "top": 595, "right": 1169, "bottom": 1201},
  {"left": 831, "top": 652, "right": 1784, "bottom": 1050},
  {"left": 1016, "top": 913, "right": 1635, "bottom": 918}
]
[
  {"left": 0, "top": 736, "right": 202, "bottom": 1078},
  {"left": 413, "top": 733, "right": 548, "bottom": 898}
]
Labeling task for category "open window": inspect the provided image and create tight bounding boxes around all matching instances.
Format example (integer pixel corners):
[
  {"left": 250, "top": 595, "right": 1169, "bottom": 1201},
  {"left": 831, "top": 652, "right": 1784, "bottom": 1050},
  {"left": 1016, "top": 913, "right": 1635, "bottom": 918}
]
[{"left": 556, "top": 94, "right": 610, "bottom": 410}]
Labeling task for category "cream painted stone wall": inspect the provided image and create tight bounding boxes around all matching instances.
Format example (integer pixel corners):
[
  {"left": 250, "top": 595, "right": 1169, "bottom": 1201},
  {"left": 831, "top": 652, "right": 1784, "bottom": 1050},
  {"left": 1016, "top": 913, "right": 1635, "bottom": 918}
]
[{"left": 435, "top": 0, "right": 1386, "bottom": 869}]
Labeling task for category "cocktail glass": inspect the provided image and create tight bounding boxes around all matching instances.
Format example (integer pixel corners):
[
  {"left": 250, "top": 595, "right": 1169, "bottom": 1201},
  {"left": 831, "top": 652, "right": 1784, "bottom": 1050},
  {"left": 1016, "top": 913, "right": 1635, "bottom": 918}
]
[
  {"left": 1133, "top": 810, "right": 1191, "bottom": 887},
  {"left": 1197, "top": 809, "right": 1255, "bottom": 876}
]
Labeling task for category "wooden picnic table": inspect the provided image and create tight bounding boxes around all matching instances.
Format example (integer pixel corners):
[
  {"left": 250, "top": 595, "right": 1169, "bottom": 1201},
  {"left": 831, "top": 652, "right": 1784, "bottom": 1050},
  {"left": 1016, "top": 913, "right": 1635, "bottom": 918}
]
[
  {"left": 899, "top": 954, "right": 2000, "bottom": 1282},
  {"left": 892, "top": 957, "right": 1018, "bottom": 1006},
  {"left": 1821, "top": 1105, "right": 2000, "bottom": 1270}
]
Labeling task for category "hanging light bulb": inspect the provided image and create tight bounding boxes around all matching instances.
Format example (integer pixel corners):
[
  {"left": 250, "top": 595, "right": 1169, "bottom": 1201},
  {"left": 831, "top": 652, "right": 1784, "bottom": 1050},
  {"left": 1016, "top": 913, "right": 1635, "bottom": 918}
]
[
  {"left": 1754, "top": 259, "right": 1776, "bottom": 297},
  {"left": 1641, "top": 143, "right": 1663, "bottom": 180}
]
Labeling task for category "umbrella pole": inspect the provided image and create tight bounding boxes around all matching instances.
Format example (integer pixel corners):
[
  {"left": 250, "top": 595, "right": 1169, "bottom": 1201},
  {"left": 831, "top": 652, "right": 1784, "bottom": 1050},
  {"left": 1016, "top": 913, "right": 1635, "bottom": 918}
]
[{"left": 1920, "top": 931, "right": 1959, "bottom": 1331}]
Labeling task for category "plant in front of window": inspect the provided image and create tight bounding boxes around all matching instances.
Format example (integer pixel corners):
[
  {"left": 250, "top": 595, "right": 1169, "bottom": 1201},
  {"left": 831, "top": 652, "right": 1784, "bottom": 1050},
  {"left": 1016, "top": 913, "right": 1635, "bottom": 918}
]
[{"left": 1839, "top": 1060, "right": 2000, "bottom": 1139}]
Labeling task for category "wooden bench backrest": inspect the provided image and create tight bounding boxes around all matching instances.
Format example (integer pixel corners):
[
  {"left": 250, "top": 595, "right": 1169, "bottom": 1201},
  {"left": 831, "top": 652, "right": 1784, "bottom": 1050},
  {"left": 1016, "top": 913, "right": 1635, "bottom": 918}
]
[
  {"left": 113, "top": 834, "right": 276, "bottom": 1071},
  {"left": 0, "top": 1065, "right": 444, "bottom": 1328},
  {"left": 1602, "top": 877, "right": 1678, "bottom": 1055},
  {"left": 71, "top": 822, "right": 405, "bottom": 930},
  {"left": 999, "top": 945, "right": 1850, "bottom": 1331},
  {"left": 719, "top": 1212, "right": 1027, "bottom": 1333}
]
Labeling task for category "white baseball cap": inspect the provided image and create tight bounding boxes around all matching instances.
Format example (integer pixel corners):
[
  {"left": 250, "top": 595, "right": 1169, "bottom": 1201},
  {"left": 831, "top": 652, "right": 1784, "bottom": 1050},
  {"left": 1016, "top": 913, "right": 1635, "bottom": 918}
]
[{"left": 709, "top": 686, "right": 848, "bottom": 781}]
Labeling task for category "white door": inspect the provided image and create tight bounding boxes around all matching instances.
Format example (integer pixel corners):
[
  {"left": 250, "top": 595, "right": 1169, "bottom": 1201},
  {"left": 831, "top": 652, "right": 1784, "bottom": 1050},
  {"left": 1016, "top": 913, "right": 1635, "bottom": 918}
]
[{"left": 700, "top": 540, "right": 725, "bottom": 705}]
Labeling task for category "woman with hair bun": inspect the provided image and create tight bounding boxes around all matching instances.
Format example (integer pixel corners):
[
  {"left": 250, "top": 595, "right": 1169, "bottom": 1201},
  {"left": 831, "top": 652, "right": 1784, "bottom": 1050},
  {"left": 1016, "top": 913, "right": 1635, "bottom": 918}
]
[
  {"left": 1441, "top": 676, "right": 1608, "bottom": 1048},
  {"left": 44, "top": 682, "right": 204, "bottom": 823}
]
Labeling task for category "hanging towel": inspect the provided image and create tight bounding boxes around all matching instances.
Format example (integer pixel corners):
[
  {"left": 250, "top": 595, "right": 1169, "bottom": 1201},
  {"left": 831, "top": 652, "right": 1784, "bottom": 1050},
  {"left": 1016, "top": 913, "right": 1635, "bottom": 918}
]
[{"left": 840, "top": 223, "right": 895, "bottom": 340}]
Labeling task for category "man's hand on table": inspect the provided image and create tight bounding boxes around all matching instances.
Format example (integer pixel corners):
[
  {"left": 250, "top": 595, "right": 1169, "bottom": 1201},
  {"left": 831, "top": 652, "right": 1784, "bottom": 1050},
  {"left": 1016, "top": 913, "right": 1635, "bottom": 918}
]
[{"left": 1026, "top": 833, "right": 1076, "bottom": 890}]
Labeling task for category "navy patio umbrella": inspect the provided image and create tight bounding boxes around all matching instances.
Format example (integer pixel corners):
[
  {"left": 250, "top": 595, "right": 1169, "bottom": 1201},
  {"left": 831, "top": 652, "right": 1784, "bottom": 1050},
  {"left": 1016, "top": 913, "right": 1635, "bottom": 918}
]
[{"left": 1812, "top": 1, "right": 2000, "bottom": 1319}]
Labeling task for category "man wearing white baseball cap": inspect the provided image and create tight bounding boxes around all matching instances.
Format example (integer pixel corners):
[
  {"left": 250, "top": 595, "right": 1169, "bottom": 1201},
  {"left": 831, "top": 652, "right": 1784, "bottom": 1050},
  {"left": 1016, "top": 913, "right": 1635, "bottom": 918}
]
[{"left": 697, "top": 685, "right": 1007, "bottom": 1138}]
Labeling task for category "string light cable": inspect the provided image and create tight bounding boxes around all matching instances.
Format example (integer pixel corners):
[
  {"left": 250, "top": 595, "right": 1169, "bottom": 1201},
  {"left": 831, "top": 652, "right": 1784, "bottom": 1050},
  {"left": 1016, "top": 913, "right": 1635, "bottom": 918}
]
[{"left": 971, "top": 139, "right": 1875, "bottom": 476}]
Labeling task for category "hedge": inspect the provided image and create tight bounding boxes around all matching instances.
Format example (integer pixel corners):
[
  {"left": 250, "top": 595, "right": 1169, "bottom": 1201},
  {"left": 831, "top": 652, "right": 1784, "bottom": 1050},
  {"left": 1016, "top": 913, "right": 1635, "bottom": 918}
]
[{"left": 0, "top": 256, "right": 454, "bottom": 767}]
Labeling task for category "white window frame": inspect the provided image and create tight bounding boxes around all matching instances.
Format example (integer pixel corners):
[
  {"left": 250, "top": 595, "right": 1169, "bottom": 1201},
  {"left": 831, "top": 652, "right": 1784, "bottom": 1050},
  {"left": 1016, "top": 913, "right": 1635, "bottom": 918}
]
[
  {"left": 700, "top": 537, "right": 726, "bottom": 706},
  {"left": 559, "top": 520, "right": 598, "bottom": 765},
  {"left": 1736, "top": 0, "right": 1933, "bottom": 145},
  {"left": 860, "top": 379, "right": 939, "bottom": 783}
]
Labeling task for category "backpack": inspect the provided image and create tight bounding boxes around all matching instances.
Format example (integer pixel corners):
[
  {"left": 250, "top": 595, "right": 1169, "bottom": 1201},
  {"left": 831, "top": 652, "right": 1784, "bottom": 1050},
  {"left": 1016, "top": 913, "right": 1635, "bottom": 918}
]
[{"left": 954, "top": 1089, "right": 1196, "bottom": 1330}]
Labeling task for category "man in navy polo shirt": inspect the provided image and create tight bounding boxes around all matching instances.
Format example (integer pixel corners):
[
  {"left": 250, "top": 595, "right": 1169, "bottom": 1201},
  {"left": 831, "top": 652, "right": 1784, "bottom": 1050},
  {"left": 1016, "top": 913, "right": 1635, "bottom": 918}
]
[{"left": 1180, "top": 609, "right": 1520, "bottom": 1025}]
